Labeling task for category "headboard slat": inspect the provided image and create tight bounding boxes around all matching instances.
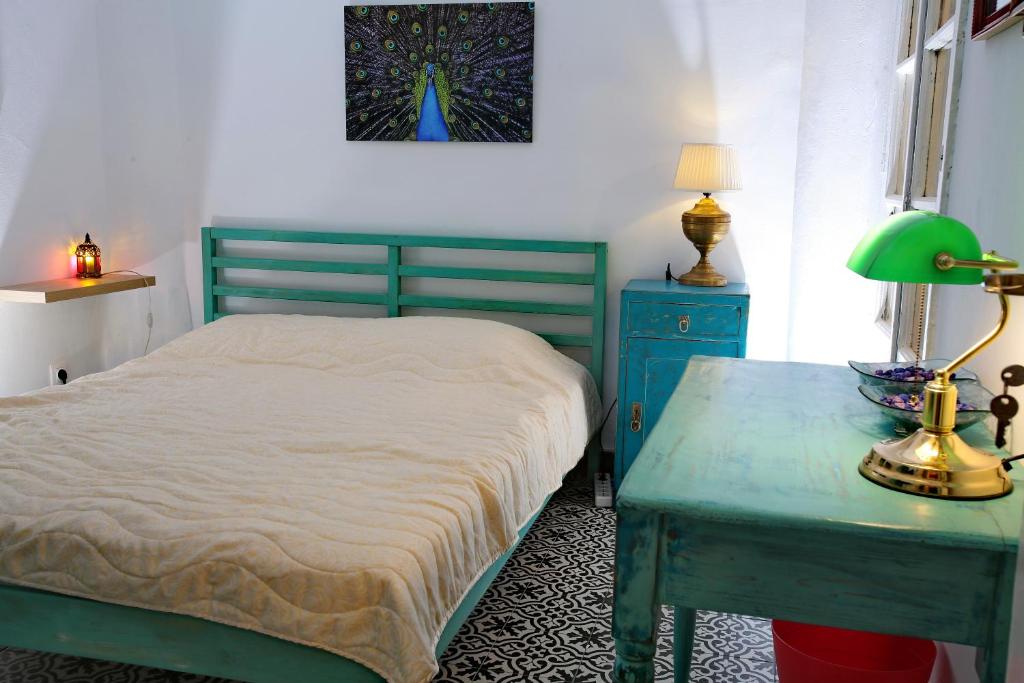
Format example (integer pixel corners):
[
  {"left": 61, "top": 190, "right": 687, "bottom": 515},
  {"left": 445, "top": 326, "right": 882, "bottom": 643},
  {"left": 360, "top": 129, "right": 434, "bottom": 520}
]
[
  {"left": 211, "top": 257, "right": 387, "bottom": 276},
  {"left": 208, "top": 228, "right": 598, "bottom": 254},
  {"left": 211, "top": 285, "right": 388, "bottom": 307},
  {"left": 201, "top": 227, "right": 608, "bottom": 397},
  {"left": 399, "top": 265, "right": 593, "bottom": 285},
  {"left": 397, "top": 294, "right": 592, "bottom": 316}
]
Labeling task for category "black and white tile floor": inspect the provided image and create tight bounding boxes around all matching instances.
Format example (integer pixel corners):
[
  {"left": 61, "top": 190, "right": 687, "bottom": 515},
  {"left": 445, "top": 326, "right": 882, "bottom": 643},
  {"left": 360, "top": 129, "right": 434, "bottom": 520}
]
[
  {"left": 434, "top": 486, "right": 776, "bottom": 683},
  {"left": 0, "top": 487, "right": 776, "bottom": 682}
]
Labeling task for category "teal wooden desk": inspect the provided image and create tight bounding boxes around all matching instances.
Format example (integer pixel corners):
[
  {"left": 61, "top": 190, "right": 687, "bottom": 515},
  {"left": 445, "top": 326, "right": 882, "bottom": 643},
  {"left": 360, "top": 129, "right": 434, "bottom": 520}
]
[{"left": 612, "top": 357, "right": 1022, "bottom": 683}]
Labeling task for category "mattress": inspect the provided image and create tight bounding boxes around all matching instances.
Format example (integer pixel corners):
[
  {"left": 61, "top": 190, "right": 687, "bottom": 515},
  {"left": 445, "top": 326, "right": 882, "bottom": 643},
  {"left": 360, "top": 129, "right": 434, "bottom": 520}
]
[{"left": 0, "top": 314, "right": 600, "bottom": 683}]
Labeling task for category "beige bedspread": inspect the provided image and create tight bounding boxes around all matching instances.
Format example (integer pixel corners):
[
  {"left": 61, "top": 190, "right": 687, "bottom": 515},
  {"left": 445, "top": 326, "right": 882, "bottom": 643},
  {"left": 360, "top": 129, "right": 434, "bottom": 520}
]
[{"left": 0, "top": 314, "right": 600, "bottom": 682}]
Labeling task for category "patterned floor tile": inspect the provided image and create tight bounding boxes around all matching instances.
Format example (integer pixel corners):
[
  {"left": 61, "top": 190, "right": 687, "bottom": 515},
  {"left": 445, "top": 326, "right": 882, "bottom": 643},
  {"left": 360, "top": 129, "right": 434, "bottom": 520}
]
[
  {"left": 688, "top": 654, "right": 776, "bottom": 682},
  {"left": 435, "top": 650, "right": 516, "bottom": 683},
  {"left": 0, "top": 486, "right": 777, "bottom": 682},
  {"left": 0, "top": 647, "right": 230, "bottom": 682},
  {"left": 694, "top": 613, "right": 775, "bottom": 662}
]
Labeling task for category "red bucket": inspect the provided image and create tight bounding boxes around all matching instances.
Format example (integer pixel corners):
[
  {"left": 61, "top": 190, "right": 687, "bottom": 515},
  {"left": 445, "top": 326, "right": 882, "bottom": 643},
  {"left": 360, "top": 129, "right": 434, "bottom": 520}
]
[{"left": 772, "top": 620, "right": 936, "bottom": 683}]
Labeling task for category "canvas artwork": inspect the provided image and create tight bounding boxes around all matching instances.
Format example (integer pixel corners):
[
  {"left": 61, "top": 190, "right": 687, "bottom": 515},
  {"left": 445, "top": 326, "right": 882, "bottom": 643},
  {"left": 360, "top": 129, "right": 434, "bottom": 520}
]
[{"left": 344, "top": 3, "right": 535, "bottom": 143}]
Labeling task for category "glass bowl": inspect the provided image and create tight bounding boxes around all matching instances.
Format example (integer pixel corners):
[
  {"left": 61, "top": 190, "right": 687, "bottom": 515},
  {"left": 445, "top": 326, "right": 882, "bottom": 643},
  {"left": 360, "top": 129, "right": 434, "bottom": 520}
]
[
  {"left": 858, "top": 382, "right": 993, "bottom": 433},
  {"left": 849, "top": 359, "right": 978, "bottom": 388}
]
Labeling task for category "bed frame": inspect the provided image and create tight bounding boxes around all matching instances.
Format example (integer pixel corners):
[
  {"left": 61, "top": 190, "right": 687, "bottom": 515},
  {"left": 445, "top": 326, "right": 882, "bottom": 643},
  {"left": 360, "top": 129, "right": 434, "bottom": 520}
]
[
  {"left": 201, "top": 227, "right": 607, "bottom": 390},
  {"left": 0, "top": 228, "right": 608, "bottom": 683}
]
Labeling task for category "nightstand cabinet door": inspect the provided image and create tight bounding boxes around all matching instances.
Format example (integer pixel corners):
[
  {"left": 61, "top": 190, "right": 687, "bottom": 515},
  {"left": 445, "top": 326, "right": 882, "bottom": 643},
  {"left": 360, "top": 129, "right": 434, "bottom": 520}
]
[
  {"left": 615, "top": 280, "right": 749, "bottom": 487},
  {"left": 619, "top": 338, "right": 741, "bottom": 477}
]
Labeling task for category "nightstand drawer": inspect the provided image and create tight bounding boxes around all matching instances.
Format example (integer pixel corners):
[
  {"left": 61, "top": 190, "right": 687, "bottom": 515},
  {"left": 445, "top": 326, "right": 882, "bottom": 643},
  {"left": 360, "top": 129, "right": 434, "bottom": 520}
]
[{"left": 626, "top": 301, "right": 741, "bottom": 339}]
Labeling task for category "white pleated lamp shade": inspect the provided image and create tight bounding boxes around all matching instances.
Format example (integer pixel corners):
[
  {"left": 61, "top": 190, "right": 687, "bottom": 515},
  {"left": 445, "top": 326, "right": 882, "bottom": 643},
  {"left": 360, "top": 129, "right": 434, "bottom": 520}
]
[{"left": 673, "top": 144, "right": 742, "bottom": 192}]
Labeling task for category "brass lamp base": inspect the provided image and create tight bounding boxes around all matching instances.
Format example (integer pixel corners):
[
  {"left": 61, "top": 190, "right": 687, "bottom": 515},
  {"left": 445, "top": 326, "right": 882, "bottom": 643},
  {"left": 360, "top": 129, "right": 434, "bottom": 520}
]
[
  {"left": 859, "top": 428, "right": 1013, "bottom": 500},
  {"left": 679, "top": 194, "right": 730, "bottom": 287},
  {"left": 677, "top": 258, "right": 727, "bottom": 287}
]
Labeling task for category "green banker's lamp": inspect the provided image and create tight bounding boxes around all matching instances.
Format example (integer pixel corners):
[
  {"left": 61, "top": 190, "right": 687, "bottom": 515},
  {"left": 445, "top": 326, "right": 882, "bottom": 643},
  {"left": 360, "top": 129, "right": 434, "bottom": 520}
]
[{"left": 847, "top": 210, "right": 1023, "bottom": 500}]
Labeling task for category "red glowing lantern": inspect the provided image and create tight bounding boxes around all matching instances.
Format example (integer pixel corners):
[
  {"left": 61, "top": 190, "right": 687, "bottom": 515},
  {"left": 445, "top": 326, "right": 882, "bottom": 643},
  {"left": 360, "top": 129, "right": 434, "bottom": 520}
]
[{"left": 74, "top": 233, "right": 102, "bottom": 279}]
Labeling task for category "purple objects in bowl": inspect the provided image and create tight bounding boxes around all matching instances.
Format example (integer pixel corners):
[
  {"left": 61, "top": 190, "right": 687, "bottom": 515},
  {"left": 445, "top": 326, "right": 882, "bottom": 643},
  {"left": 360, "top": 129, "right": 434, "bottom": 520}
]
[
  {"left": 873, "top": 365, "right": 957, "bottom": 382},
  {"left": 879, "top": 391, "right": 974, "bottom": 412}
]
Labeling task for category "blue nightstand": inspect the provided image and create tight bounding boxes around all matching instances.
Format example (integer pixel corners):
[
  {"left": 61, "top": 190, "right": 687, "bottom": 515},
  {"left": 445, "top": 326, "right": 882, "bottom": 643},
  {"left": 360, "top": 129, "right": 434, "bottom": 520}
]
[{"left": 614, "top": 279, "right": 749, "bottom": 487}]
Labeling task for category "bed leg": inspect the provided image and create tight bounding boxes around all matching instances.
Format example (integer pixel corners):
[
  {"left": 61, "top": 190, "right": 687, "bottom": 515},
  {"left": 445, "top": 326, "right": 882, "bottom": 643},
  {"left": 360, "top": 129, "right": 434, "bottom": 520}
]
[
  {"left": 585, "top": 438, "right": 602, "bottom": 480},
  {"left": 565, "top": 437, "right": 604, "bottom": 486}
]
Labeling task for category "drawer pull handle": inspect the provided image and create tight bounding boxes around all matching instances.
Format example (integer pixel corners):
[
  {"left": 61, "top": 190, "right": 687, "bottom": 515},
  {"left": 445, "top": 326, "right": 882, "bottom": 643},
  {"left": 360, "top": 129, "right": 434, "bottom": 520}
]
[
  {"left": 678, "top": 315, "right": 690, "bottom": 333},
  {"left": 630, "top": 402, "right": 642, "bottom": 432}
]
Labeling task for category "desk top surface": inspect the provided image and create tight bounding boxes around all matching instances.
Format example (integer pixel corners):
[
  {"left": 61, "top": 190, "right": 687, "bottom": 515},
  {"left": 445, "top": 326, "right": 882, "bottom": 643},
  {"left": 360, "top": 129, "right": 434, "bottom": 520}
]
[{"left": 619, "top": 356, "right": 1023, "bottom": 553}]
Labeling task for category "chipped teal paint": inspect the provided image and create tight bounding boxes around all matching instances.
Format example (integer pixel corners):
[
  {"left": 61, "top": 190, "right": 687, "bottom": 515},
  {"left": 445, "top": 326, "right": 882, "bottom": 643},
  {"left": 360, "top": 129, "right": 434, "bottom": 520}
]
[
  {"left": 612, "top": 357, "right": 1022, "bottom": 683},
  {"left": 0, "top": 495, "right": 551, "bottom": 683},
  {"left": 199, "top": 227, "right": 607, "bottom": 393},
  {"left": 614, "top": 280, "right": 749, "bottom": 487}
]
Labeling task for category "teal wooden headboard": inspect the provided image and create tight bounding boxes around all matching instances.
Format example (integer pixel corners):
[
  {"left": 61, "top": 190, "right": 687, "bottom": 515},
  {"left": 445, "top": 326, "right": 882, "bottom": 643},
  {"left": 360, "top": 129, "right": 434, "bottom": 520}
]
[{"left": 201, "top": 227, "right": 607, "bottom": 392}]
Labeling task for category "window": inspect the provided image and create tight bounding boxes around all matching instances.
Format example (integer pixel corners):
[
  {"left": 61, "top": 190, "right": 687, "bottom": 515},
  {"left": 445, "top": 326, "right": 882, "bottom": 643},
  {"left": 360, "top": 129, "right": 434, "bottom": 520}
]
[
  {"left": 972, "top": 0, "right": 1024, "bottom": 39},
  {"left": 878, "top": 0, "right": 966, "bottom": 360},
  {"left": 885, "top": 0, "right": 959, "bottom": 209}
]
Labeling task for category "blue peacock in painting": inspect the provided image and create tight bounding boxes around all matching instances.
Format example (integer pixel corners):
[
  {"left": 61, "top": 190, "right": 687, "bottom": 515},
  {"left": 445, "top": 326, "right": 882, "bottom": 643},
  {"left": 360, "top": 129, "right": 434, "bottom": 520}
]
[{"left": 345, "top": 3, "right": 534, "bottom": 143}]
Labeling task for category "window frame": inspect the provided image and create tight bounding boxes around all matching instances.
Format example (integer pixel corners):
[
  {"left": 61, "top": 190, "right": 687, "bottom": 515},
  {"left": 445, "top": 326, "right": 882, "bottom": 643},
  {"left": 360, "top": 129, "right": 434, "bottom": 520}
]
[
  {"left": 878, "top": 0, "right": 968, "bottom": 361},
  {"left": 972, "top": 0, "right": 1024, "bottom": 39}
]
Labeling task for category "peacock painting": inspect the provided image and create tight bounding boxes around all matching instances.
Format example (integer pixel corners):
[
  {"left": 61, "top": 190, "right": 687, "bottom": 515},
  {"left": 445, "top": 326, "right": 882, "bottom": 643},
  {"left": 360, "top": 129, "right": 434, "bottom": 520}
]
[{"left": 344, "top": 3, "right": 535, "bottom": 143}]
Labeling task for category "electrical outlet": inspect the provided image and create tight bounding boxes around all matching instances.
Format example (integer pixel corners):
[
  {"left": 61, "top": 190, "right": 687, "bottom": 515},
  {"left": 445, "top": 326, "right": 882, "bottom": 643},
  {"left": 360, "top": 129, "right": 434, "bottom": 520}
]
[{"left": 49, "top": 362, "right": 69, "bottom": 386}]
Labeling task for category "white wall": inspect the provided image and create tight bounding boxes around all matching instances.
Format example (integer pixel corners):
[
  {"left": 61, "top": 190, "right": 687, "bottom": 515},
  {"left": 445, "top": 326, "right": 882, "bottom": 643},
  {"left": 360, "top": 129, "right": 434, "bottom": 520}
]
[
  {"left": 926, "top": 24, "right": 1024, "bottom": 683},
  {"left": 0, "top": 0, "right": 112, "bottom": 394},
  {"left": 1, "top": 0, "right": 898, "bottom": 405},
  {"left": 787, "top": 0, "right": 896, "bottom": 364},
  {"left": 0, "top": 0, "right": 194, "bottom": 396},
  {"left": 185, "top": 0, "right": 811, "bottom": 401}
]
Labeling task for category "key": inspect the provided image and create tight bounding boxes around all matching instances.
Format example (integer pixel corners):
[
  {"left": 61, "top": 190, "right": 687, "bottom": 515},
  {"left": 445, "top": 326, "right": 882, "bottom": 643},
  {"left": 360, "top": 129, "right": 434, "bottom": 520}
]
[
  {"left": 1002, "top": 365, "right": 1024, "bottom": 389},
  {"left": 991, "top": 394, "right": 1019, "bottom": 449}
]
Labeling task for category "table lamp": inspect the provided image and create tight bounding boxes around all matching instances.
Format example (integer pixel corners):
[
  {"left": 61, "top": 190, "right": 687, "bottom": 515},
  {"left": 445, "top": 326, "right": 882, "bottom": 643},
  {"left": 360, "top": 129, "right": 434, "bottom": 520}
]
[
  {"left": 847, "top": 210, "right": 1022, "bottom": 499},
  {"left": 672, "top": 143, "right": 742, "bottom": 286}
]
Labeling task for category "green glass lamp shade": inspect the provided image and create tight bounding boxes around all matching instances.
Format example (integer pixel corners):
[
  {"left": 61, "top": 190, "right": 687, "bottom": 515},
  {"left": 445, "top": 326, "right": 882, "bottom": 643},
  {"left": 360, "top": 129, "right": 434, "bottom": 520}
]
[{"left": 847, "top": 210, "right": 984, "bottom": 285}]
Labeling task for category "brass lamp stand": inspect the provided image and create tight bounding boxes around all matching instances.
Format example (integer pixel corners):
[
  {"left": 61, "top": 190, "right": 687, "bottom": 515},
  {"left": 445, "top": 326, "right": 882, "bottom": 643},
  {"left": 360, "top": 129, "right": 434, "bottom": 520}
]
[
  {"left": 860, "top": 269, "right": 1023, "bottom": 500},
  {"left": 678, "top": 194, "right": 730, "bottom": 287}
]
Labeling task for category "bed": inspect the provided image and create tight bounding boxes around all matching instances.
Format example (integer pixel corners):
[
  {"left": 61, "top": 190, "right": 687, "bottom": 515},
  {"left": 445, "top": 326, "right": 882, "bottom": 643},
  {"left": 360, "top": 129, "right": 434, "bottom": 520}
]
[{"left": 0, "top": 228, "right": 607, "bottom": 683}]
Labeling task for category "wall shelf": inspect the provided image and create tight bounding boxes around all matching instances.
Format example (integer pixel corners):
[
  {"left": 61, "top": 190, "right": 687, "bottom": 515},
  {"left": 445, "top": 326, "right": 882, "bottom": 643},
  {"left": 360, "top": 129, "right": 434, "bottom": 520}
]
[{"left": 0, "top": 273, "right": 156, "bottom": 304}]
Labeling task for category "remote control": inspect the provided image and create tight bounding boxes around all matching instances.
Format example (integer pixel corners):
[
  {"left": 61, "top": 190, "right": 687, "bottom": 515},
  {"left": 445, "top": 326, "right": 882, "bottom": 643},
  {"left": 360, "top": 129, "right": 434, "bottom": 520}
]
[{"left": 594, "top": 472, "right": 613, "bottom": 508}]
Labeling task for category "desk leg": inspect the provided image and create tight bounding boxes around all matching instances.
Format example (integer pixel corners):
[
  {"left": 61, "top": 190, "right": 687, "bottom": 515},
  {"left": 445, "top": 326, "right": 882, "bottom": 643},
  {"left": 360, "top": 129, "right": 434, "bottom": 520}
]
[
  {"left": 977, "top": 609, "right": 1012, "bottom": 681},
  {"left": 978, "top": 648, "right": 1008, "bottom": 683},
  {"left": 978, "top": 629, "right": 1010, "bottom": 683},
  {"left": 613, "top": 508, "right": 661, "bottom": 683},
  {"left": 673, "top": 606, "right": 696, "bottom": 683},
  {"left": 977, "top": 557, "right": 1014, "bottom": 683}
]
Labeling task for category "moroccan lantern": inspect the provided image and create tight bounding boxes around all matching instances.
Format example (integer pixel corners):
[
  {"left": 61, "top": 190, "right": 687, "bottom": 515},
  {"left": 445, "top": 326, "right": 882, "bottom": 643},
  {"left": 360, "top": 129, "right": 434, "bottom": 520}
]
[{"left": 74, "top": 233, "right": 102, "bottom": 279}]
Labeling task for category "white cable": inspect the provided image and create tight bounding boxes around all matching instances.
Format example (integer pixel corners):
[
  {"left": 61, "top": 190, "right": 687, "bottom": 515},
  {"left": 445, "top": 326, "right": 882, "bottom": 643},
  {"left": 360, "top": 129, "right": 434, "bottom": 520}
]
[{"left": 105, "top": 270, "right": 154, "bottom": 355}]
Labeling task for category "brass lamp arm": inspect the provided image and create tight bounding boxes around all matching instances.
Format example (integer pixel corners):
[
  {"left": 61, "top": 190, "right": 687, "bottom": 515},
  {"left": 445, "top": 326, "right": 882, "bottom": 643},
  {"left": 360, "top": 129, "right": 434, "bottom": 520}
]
[
  {"left": 939, "top": 293, "right": 1010, "bottom": 380},
  {"left": 935, "top": 251, "right": 1019, "bottom": 272}
]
